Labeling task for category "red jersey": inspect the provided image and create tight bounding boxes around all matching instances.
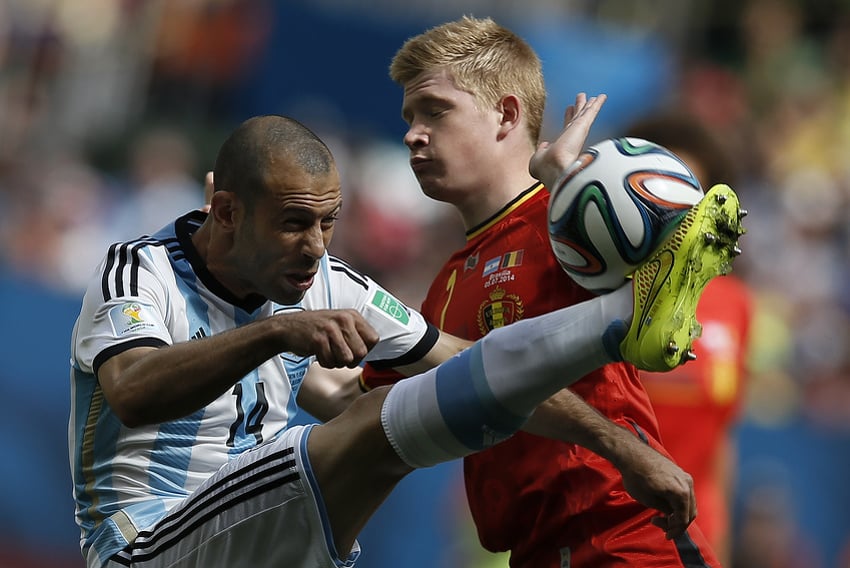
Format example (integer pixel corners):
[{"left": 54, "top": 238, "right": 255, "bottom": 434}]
[
  {"left": 640, "top": 275, "right": 752, "bottom": 553},
  {"left": 364, "top": 184, "right": 719, "bottom": 567}
]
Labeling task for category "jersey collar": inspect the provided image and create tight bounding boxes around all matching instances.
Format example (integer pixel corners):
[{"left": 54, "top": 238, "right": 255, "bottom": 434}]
[
  {"left": 465, "top": 182, "right": 545, "bottom": 241},
  {"left": 175, "top": 211, "right": 268, "bottom": 313}
]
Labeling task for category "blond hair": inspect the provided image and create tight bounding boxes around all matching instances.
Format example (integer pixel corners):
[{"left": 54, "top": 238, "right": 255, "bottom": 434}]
[{"left": 390, "top": 15, "right": 546, "bottom": 143}]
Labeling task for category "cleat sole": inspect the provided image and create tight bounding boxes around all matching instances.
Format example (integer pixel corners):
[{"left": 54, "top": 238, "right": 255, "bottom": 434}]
[{"left": 619, "top": 184, "right": 745, "bottom": 371}]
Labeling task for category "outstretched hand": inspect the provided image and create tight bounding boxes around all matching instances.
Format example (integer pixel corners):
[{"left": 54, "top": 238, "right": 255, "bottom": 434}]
[{"left": 528, "top": 93, "right": 607, "bottom": 190}]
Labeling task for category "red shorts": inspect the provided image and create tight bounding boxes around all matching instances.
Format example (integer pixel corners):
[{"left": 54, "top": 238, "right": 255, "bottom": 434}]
[
  {"left": 510, "top": 503, "right": 718, "bottom": 567},
  {"left": 505, "top": 424, "right": 720, "bottom": 568}
]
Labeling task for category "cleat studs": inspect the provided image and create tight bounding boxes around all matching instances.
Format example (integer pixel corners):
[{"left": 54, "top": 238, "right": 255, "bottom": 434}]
[
  {"left": 716, "top": 193, "right": 728, "bottom": 204},
  {"left": 704, "top": 232, "right": 717, "bottom": 244},
  {"left": 685, "top": 350, "right": 697, "bottom": 361},
  {"left": 740, "top": 208, "right": 748, "bottom": 217},
  {"left": 692, "top": 322, "right": 703, "bottom": 338},
  {"left": 732, "top": 246, "right": 742, "bottom": 256},
  {"left": 666, "top": 342, "right": 679, "bottom": 355}
]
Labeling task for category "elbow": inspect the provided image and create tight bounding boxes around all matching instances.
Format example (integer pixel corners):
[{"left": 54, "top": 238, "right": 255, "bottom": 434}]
[
  {"left": 105, "top": 391, "right": 154, "bottom": 428},
  {"left": 111, "top": 402, "right": 148, "bottom": 429},
  {"left": 117, "top": 412, "right": 146, "bottom": 429}
]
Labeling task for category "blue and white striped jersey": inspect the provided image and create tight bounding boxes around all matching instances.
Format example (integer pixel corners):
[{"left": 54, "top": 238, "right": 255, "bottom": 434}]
[{"left": 69, "top": 211, "right": 437, "bottom": 565}]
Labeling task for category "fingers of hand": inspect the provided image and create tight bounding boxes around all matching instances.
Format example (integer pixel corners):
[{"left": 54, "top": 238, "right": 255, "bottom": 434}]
[
  {"left": 563, "top": 106, "right": 577, "bottom": 126},
  {"left": 323, "top": 310, "right": 378, "bottom": 367},
  {"left": 199, "top": 171, "right": 214, "bottom": 213},
  {"left": 661, "top": 490, "right": 696, "bottom": 539},
  {"left": 204, "top": 171, "right": 214, "bottom": 203},
  {"left": 651, "top": 511, "right": 687, "bottom": 540},
  {"left": 285, "top": 310, "right": 377, "bottom": 368}
]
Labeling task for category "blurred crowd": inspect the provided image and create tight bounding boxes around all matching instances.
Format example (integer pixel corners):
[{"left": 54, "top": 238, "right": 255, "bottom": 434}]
[{"left": 3, "top": 0, "right": 850, "bottom": 566}]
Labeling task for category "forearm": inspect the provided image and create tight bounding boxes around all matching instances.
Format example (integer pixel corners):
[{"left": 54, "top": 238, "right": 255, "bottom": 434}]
[
  {"left": 101, "top": 318, "right": 286, "bottom": 426},
  {"left": 522, "top": 388, "right": 642, "bottom": 469},
  {"left": 523, "top": 385, "right": 697, "bottom": 536},
  {"left": 298, "top": 365, "right": 363, "bottom": 422}
]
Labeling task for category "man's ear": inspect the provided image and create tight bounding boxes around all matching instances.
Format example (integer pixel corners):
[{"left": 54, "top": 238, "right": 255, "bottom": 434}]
[
  {"left": 210, "top": 190, "right": 239, "bottom": 230},
  {"left": 497, "top": 94, "right": 521, "bottom": 138}
]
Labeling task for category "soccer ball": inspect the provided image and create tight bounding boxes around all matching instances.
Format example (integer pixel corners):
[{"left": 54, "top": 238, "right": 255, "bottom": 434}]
[{"left": 548, "top": 137, "right": 704, "bottom": 294}]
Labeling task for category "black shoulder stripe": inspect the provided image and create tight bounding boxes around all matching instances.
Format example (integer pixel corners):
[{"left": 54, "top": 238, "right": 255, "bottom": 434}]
[
  {"left": 368, "top": 323, "right": 440, "bottom": 370},
  {"left": 116, "top": 242, "right": 128, "bottom": 298},
  {"left": 328, "top": 254, "right": 354, "bottom": 269},
  {"left": 164, "top": 238, "right": 184, "bottom": 262},
  {"left": 128, "top": 241, "right": 147, "bottom": 296},
  {"left": 101, "top": 242, "right": 120, "bottom": 302},
  {"left": 329, "top": 255, "right": 369, "bottom": 279},
  {"left": 164, "top": 238, "right": 180, "bottom": 252},
  {"left": 330, "top": 263, "right": 368, "bottom": 291},
  {"left": 101, "top": 237, "right": 162, "bottom": 301}
]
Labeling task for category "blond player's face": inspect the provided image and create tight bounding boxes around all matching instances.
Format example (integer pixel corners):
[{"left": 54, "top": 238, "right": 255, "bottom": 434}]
[{"left": 400, "top": 69, "right": 500, "bottom": 202}]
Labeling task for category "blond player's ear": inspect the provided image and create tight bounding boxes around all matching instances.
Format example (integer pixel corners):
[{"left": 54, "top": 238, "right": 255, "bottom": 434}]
[{"left": 200, "top": 171, "right": 214, "bottom": 213}]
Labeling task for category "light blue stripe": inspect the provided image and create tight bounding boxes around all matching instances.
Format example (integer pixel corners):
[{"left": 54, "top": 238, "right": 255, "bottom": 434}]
[
  {"left": 434, "top": 343, "right": 527, "bottom": 451},
  {"left": 72, "top": 367, "right": 122, "bottom": 536},
  {"left": 149, "top": 256, "right": 208, "bottom": 494}
]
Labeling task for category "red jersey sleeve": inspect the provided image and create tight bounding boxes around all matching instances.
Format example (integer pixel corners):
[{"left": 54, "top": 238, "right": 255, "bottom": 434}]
[{"left": 360, "top": 363, "right": 405, "bottom": 390}]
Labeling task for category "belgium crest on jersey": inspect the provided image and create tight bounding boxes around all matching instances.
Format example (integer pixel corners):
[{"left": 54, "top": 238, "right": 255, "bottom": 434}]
[{"left": 477, "top": 286, "right": 524, "bottom": 334}]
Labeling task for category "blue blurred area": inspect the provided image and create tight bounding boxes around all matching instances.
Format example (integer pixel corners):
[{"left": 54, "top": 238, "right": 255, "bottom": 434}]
[
  {"left": 0, "top": 271, "right": 82, "bottom": 557},
  {"left": 516, "top": 18, "right": 674, "bottom": 138},
  {"left": 734, "top": 419, "right": 850, "bottom": 568},
  {"left": 233, "top": 3, "right": 429, "bottom": 139},
  {"left": 234, "top": 4, "right": 671, "bottom": 142}
]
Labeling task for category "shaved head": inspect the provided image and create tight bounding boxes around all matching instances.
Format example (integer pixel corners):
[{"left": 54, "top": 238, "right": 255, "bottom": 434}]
[{"left": 213, "top": 115, "right": 335, "bottom": 208}]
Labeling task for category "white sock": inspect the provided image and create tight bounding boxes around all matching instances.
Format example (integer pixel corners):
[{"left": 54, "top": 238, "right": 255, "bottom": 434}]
[{"left": 381, "top": 285, "right": 633, "bottom": 468}]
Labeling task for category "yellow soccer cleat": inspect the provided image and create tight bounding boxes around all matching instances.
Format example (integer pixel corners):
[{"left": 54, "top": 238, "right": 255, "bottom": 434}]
[{"left": 619, "top": 184, "right": 747, "bottom": 372}]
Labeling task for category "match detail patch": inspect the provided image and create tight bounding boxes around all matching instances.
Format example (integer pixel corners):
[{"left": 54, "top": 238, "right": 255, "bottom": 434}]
[
  {"left": 109, "top": 301, "right": 162, "bottom": 336},
  {"left": 370, "top": 290, "right": 410, "bottom": 325}
]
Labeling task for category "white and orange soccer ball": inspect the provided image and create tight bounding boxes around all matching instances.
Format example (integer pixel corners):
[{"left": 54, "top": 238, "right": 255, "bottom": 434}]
[{"left": 548, "top": 137, "right": 704, "bottom": 294}]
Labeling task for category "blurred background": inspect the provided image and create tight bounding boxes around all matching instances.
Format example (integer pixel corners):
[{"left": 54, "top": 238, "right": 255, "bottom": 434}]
[{"left": 2, "top": 0, "right": 850, "bottom": 566}]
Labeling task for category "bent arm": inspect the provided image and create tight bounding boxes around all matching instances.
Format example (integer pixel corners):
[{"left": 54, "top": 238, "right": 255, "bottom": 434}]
[
  {"left": 98, "top": 309, "right": 378, "bottom": 427},
  {"left": 98, "top": 318, "right": 289, "bottom": 427},
  {"left": 523, "top": 388, "right": 644, "bottom": 467},
  {"left": 525, "top": 388, "right": 696, "bottom": 538}
]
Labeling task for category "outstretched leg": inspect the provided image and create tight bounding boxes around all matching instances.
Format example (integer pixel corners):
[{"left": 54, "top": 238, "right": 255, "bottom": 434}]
[{"left": 310, "top": 184, "right": 746, "bottom": 559}]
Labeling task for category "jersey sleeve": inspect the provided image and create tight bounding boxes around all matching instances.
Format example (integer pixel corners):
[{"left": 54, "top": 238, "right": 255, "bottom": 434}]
[
  {"left": 72, "top": 242, "right": 174, "bottom": 376},
  {"left": 318, "top": 255, "right": 439, "bottom": 367},
  {"left": 360, "top": 363, "right": 406, "bottom": 391}
]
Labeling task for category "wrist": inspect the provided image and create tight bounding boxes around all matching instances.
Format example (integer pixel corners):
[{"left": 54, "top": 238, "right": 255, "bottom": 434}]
[{"left": 547, "top": 159, "right": 583, "bottom": 193}]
